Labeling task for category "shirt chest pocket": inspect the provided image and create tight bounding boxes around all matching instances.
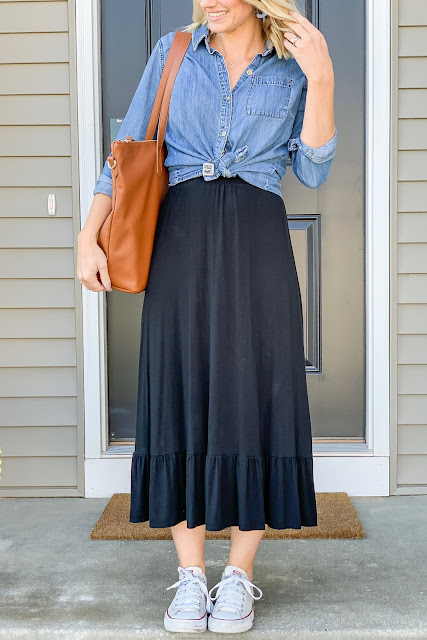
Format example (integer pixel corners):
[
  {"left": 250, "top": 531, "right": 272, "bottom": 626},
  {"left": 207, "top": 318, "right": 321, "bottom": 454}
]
[{"left": 246, "top": 74, "right": 293, "bottom": 119}]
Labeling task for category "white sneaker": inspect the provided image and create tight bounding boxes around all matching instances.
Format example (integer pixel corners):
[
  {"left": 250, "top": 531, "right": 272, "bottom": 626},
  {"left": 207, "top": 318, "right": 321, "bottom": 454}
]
[
  {"left": 207, "top": 564, "right": 263, "bottom": 634},
  {"left": 164, "top": 565, "right": 213, "bottom": 633}
]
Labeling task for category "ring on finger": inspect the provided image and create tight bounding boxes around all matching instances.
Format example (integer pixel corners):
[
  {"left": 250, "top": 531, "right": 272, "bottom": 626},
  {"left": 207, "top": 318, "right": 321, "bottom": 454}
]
[{"left": 285, "top": 31, "right": 301, "bottom": 46}]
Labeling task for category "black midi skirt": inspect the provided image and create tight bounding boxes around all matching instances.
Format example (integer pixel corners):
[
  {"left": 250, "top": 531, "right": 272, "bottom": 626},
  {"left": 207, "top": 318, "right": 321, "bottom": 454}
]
[{"left": 129, "top": 175, "right": 317, "bottom": 531}]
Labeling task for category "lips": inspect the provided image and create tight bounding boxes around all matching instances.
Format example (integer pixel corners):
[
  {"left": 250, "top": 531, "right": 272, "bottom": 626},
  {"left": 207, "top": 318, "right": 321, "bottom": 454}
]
[{"left": 207, "top": 10, "right": 228, "bottom": 19}]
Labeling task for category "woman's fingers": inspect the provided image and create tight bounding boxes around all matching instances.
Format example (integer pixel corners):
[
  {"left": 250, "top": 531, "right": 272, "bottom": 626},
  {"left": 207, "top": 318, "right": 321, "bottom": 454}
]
[
  {"left": 283, "top": 38, "right": 298, "bottom": 53},
  {"left": 283, "top": 21, "right": 308, "bottom": 40},
  {"left": 283, "top": 29, "right": 303, "bottom": 44},
  {"left": 81, "top": 269, "right": 105, "bottom": 292},
  {"left": 97, "top": 259, "right": 112, "bottom": 292},
  {"left": 288, "top": 9, "right": 320, "bottom": 36},
  {"left": 77, "top": 242, "right": 112, "bottom": 292}
]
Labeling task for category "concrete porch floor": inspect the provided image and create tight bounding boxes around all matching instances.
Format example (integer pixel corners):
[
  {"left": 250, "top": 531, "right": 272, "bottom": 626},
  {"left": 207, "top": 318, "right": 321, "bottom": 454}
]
[{"left": 0, "top": 495, "right": 426, "bottom": 639}]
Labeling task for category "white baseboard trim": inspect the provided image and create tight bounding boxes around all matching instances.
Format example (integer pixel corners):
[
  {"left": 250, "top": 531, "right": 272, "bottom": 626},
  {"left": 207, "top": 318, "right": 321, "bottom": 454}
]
[{"left": 85, "top": 455, "right": 389, "bottom": 498}]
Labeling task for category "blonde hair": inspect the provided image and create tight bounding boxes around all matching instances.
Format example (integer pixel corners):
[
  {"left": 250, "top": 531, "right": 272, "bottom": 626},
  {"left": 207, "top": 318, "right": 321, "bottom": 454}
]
[{"left": 180, "top": 0, "right": 306, "bottom": 60}]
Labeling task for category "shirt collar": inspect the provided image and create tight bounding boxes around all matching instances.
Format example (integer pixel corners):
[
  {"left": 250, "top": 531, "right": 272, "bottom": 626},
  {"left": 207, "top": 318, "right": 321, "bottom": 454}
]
[{"left": 191, "top": 22, "right": 273, "bottom": 57}]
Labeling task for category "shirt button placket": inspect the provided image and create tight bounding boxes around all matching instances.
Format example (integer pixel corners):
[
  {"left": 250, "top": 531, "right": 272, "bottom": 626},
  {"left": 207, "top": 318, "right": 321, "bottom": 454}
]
[{"left": 217, "top": 58, "right": 232, "bottom": 164}]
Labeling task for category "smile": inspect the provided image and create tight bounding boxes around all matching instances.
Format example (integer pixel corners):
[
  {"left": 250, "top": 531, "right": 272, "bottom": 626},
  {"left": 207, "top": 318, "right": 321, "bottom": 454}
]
[{"left": 207, "top": 10, "right": 229, "bottom": 19}]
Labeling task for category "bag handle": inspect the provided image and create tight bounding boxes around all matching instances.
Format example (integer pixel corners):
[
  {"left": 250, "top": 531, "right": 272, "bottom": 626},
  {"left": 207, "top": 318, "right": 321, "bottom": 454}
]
[{"left": 145, "top": 31, "right": 192, "bottom": 174}]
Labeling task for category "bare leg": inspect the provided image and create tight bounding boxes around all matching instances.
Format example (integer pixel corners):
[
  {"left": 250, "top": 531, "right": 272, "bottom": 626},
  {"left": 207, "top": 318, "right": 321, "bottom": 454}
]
[
  {"left": 226, "top": 527, "right": 266, "bottom": 581},
  {"left": 170, "top": 521, "right": 207, "bottom": 574}
]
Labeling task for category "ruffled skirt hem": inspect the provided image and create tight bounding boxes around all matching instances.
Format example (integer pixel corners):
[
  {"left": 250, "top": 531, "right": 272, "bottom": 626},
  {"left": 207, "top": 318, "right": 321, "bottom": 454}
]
[{"left": 129, "top": 451, "right": 317, "bottom": 531}]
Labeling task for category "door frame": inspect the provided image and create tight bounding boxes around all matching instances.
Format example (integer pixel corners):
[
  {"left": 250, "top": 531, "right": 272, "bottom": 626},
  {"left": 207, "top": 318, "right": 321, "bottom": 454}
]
[{"left": 76, "top": 0, "right": 390, "bottom": 497}]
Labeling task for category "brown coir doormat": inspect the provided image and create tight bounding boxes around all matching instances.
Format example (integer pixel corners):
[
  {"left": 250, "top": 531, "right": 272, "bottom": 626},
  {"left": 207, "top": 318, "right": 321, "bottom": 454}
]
[{"left": 90, "top": 493, "right": 365, "bottom": 540}]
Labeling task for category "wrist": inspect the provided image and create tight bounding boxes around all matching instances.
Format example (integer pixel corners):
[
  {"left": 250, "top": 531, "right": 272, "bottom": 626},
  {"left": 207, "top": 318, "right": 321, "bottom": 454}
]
[
  {"left": 306, "top": 69, "right": 334, "bottom": 88},
  {"left": 78, "top": 228, "right": 99, "bottom": 245}
]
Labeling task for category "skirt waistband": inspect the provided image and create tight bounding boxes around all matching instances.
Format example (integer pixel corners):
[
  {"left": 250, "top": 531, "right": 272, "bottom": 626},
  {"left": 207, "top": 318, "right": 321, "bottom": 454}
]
[{"left": 189, "top": 175, "right": 250, "bottom": 187}]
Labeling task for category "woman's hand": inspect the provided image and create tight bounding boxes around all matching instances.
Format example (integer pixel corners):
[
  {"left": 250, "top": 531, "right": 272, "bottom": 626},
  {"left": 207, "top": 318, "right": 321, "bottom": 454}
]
[
  {"left": 282, "top": 9, "right": 336, "bottom": 150},
  {"left": 77, "top": 232, "right": 112, "bottom": 292},
  {"left": 283, "top": 10, "right": 334, "bottom": 84}
]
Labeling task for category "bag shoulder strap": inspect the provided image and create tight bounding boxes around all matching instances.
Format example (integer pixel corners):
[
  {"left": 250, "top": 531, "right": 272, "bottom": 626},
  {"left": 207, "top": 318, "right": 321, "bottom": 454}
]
[{"left": 145, "top": 30, "right": 192, "bottom": 148}]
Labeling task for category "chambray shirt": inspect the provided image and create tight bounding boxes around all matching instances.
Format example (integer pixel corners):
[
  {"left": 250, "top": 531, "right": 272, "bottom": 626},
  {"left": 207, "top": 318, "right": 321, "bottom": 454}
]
[{"left": 93, "top": 23, "right": 338, "bottom": 199}]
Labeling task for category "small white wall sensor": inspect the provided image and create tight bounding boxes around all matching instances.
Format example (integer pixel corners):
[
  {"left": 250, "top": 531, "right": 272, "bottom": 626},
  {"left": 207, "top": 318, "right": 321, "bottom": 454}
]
[{"left": 48, "top": 193, "right": 56, "bottom": 216}]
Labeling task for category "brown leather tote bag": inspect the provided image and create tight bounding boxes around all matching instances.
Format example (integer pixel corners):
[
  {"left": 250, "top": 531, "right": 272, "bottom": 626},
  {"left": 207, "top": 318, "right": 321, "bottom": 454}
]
[{"left": 96, "top": 31, "right": 192, "bottom": 294}]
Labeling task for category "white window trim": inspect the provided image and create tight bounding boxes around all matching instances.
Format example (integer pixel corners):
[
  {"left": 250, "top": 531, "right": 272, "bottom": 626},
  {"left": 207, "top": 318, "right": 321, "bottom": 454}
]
[{"left": 76, "top": 0, "right": 390, "bottom": 498}]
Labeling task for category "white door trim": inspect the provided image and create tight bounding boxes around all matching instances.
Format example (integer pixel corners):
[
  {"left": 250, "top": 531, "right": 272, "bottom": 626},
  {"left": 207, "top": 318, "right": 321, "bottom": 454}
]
[
  {"left": 76, "top": 0, "right": 108, "bottom": 466},
  {"left": 364, "top": 0, "right": 390, "bottom": 461},
  {"left": 76, "top": 0, "right": 390, "bottom": 497}
]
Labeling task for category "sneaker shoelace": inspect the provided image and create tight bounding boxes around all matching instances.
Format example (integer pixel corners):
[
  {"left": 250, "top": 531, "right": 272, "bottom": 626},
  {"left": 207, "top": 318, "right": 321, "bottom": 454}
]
[
  {"left": 208, "top": 573, "right": 263, "bottom": 614},
  {"left": 166, "top": 566, "right": 214, "bottom": 615}
]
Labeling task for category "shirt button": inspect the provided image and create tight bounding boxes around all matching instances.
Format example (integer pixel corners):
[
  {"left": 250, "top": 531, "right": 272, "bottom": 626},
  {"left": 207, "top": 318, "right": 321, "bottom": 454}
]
[
  {"left": 221, "top": 130, "right": 227, "bottom": 136},
  {"left": 246, "top": 68, "right": 253, "bottom": 75},
  {"left": 226, "top": 95, "right": 230, "bottom": 100}
]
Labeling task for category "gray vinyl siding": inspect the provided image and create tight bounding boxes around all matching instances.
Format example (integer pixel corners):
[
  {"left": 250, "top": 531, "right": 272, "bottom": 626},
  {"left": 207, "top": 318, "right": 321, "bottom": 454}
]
[
  {"left": 391, "top": 0, "right": 427, "bottom": 492},
  {"left": 0, "top": 0, "right": 84, "bottom": 496},
  {"left": 2, "top": 0, "right": 427, "bottom": 497}
]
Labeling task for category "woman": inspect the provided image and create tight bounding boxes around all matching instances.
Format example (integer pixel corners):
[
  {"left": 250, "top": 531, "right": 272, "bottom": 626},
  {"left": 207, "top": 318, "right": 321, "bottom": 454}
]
[{"left": 78, "top": 0, "right": 337, "bottom": 633}]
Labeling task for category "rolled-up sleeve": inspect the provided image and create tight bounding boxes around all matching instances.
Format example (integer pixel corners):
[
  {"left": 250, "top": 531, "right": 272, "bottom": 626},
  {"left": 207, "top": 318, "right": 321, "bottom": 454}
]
[
  {"left": 287, "top": 75, "right": 337, "bottom": 189},
  {"left": 93, "top": 38, "right": 164, "bottom": 198}
]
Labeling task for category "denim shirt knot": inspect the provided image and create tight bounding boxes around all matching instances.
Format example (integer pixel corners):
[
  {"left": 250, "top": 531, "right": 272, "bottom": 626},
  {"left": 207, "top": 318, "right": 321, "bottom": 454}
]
[
  {"left": 209, "top": 145, "right": 249, "bottom": 179},
  {"left": 93, "top": 23, "right": 338, "bottom": 199},
  {"left": 287, "top": 139, "right": 299, "bottom": 151}
]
